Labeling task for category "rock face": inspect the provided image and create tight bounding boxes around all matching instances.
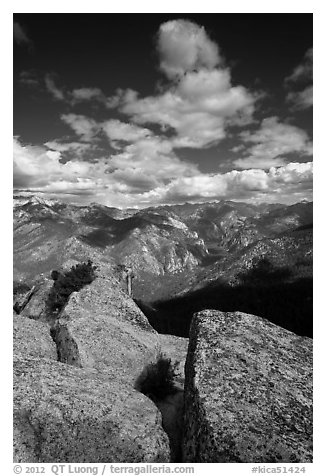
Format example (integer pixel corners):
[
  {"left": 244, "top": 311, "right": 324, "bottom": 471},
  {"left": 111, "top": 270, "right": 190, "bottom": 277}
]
[
  {"left": 52, "top": 266, "right": 160, "bottom": 380},
  {"left": 14, "top": 265, "right": 170, "bottom": 463},
  {"left": 19, "top": 278, "right": 53, "bottom": 322},
  {"left": 13, "top": 287, "right": 35, "bottom": 314},
  {"left": 13, "top": 315, "right": 57, "bottom": 361},
  {"left": 14, "top": 354, "right": 169, "bottom": 463},
  {"left": 183, "top": 310, "right": 313, "bottom": 463}
]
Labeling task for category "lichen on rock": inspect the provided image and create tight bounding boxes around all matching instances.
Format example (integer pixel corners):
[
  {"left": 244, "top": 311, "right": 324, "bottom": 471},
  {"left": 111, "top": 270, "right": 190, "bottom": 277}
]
[
  {"left": 13, "top": 263, "right": 171, "bottom": 463},
  {"left": 183, "top": 310, "right": 313, "bottom": 463}
]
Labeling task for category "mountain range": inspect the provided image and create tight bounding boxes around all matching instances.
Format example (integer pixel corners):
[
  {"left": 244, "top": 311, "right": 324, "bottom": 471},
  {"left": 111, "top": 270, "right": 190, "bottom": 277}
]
[{"left": 13, "top": 195, "right": 313, "bottom": 337}]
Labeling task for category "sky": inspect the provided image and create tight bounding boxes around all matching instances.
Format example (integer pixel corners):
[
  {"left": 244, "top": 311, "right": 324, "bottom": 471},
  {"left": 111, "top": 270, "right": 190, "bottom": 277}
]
[{"left": 13, "top": 13, "right": 313, "bottom": 208}]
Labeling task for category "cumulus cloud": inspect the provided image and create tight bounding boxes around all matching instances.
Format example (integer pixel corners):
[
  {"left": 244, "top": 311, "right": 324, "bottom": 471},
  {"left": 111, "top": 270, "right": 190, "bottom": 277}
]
[
  {"left": 24, "top": 19, "right": 256, "bottom": 151},
  {"left": 96, "top": 19, "right": 256, "bottom": 149},
  {"left": 145, "top": 161, "right": 313, "bottom": 205},
  {"left": 15, "top": 19, "right": 313, "bottom": 208},
  {"left": 58, "top": 111, "right": 199, "bottom": 191},
  {"left": 109, "top": 136, "right": 198, "bottom": 181},
  {"left": 14, "top": 137, "right": 93, "bottom": 189},
  {"left": 233, "top": 117, "right": 312, "bottom": 169},
  {"left": 117, "top": 68, "right": 255, "bottom": 149},
  {"left": 157, "top": 19, "right": 220, "bottom": 79},
  {"left": 102, "top": 120, "right": 153, "bottom": 146},
  {"left": 44, "top": 140, "right": 99, "bottom": 162},
  {"left": 14, "top": 135, "right": 312, "bottom": 207},
  {"left": 269, "top": 161, "right": 312, "bottom": 184},
  {"left": 61, "top": 114, "right": 101, "bottom": 142},
  {"left": 159, "top": 170, "right": 268, "bottom": 202},
  {"left": 60, "top": 114, "right": 158, "bottom": 153},
  {"left": 13, "top": 136, "right": 122, "bottom": 203},
  {"left": 14, "top": 22, "right": 33, "bottom": 47},
  {"left": 13, "top": 136, "right": 197, "bottom": 206}
]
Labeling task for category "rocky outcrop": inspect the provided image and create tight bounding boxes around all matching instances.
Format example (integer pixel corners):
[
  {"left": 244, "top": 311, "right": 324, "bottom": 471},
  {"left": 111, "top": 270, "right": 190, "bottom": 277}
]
[
  {"left": 13, "top": 315, "right": 57, "bottom": 361},
  {"left": 13, "top": 286, "right": 35, "bottom": 314},
  {"left": 18, "top": 278, "right": 53, "bottom": 322},
  {"left": 14, "top": 353, "right": 169, "bottom": 463},
  {"left": 183, "top": 310, "right": 313, "bottom": 463},
  {"left": 14, "top": 264, "right": 170, "bottom": 462},
  {"left": 51, "top": 266, "right": 159, "bottom": 380}
]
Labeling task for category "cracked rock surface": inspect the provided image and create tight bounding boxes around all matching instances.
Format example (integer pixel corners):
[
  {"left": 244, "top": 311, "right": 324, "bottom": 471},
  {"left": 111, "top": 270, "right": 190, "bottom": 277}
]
[
  {"left": 14, "top": 354, "right": 169, "bottom": 463},
  {"left": 183, "top": 310, "right": 313, "bottom": 463},
  {"left": 51, "top": 265, "right": 160, "bottom": 380},
  {"left": 19, "top": 278, "right": 53, "bottom": 322},
  {"left": 13, "top": 264, "right": 170, "bottom": 462}
]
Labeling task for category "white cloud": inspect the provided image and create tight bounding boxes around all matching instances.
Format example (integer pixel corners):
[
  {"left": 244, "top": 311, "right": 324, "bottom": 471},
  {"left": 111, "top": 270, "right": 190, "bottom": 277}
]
[
  {"left": 44, "top": 140, "right": 94, "bottom": 154},
  {"left": 233, "top": 117, "right": 312, "bottom": 169},
  {"left": 14, "top": 136, "right": 312, "bottom": 207},
  {"left": 37, "top": 19, "right": 256, "bottom": 151},
  {"left": 230, "top": 144, "right": 246, "bottom": 153},
  {"left": 143, "top": 161, "right": 313, "bottom": 205},
  {"left": 14, "top": 19, "right": 312, "bottom": 209},
  {"left": 161, "top": 169, "right": 268, "bottom": 201},
  {"left": 13, "top": 137, "right": 116, "bottom": 203},
  {"left": 269, "top": 161, "right": 313, "bottom": 184},
  {"left": 14, "top": 137, "right": 96, "bottom": 189},
  {"left": 14, "top": 135, "right": 197, "bottom": 205},
  {"left": 45, "top": 74, "right": 65, "bottom": 101},
  {"left": 42, "top": 76, "right": 106, "bottom": 105},
  {"left": 61, "top": 114, "right": 100, "bottom": 141},
  {"left": 287, "top": 85, "right": 313, "bottom": 110},
  {"left": 102, "top": 120, "right": 153, "bottom": 145},
  {"left": 70, "top": 87, "right": 105, "bottom": 103},
  {"left": 118, "top": 68, "right": 255, "bottom": 149},
  {"left": 13, "top": 22, "right": 32, "bottom": 47},
  {"left": 285, "top": 48, "right": 313, "bottom": 83},
  {"left": 109, "top": 136, "right": 199, "bottom": 182},
  {"left": 99, "top": 19, "right": 257, "bottom": 150},
  {"left": 157, "top": 19, "right": 220, "bottom": 79}
]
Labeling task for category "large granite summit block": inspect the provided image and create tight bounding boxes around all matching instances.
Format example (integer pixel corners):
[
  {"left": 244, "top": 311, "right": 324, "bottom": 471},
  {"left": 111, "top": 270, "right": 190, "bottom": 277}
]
[{"left": 183, "top": 310, "right": 313, "bottom": 463}]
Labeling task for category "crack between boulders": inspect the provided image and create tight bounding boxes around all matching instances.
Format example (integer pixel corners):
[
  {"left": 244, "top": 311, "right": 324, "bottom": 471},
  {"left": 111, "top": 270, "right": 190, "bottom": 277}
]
[
  {"left": 49, "top": 320, "right": 82, "bottom": 367},
  {"left": 13, "top": 285, "right": 37, "bottom": 314},
  {"left": 134, "top": 388, "right": 185, "bottom": 463}
]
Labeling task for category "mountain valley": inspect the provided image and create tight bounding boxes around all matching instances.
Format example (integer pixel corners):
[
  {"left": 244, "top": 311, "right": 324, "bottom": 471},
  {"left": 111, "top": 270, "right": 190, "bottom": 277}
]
[{"left": 13, "top": 195, "right": 313, "bottom": 338}]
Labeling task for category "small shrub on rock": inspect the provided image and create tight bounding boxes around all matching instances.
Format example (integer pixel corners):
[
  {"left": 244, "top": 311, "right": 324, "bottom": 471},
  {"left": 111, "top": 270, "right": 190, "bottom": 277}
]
[
  {"left": 47, "top": 260, "right": 97, "bottom": 314},
  {"left": 136, "top": 353, "right": 179, "bottom": 401}
]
